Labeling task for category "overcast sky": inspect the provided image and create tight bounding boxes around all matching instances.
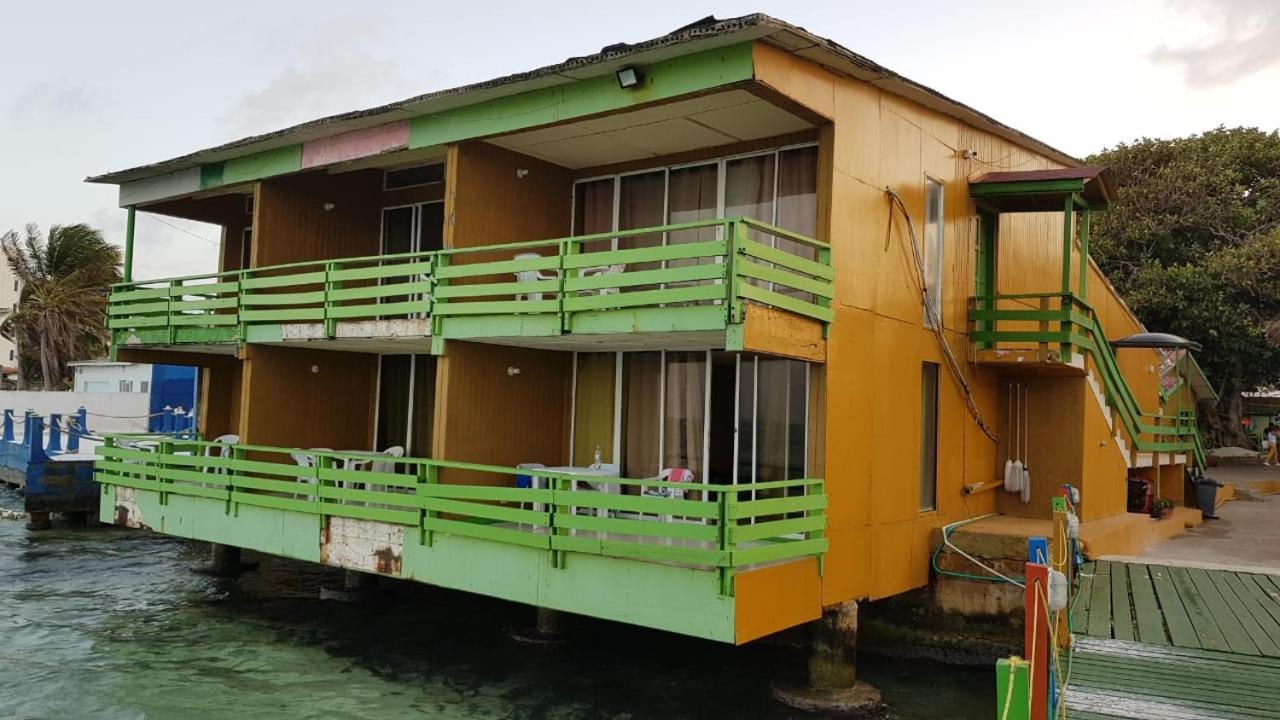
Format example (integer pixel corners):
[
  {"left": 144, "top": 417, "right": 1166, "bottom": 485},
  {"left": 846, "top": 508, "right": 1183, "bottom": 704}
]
[{"left": 2, "top": 0, "right": 1277, "bottom": 280}]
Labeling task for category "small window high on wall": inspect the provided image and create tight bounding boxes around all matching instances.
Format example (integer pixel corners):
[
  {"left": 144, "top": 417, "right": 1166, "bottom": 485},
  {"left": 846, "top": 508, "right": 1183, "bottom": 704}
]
[
  {"left": 924, "top": 178, "right": 944, "bottom": 327},
  {"left": 919, "top": 362, "right": 939, "bottom": 512},
  {"left": 384, "top": 163, "right": 444, "bottom": 190}
]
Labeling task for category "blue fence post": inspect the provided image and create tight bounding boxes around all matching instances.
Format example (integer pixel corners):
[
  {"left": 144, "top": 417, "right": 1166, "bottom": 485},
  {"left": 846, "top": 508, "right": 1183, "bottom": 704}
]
[
  {"left": 77, "top": 406, "right": 89, "bottom": 436},
  {"left": 46, "top": 413, "right": 62, "bottom": 454},
  {"left": 66, "top": 416, "right": 81, "bottom": 453},
  {"left": 1028, "top": 536, "right": 1049, "bottom": 567},
  {"left": 21, "top": 411, "right": 34, "bottom": 448},
  {"left": 2, "top": 410, "right": 12, "bottom": 442},
  {"left": 161, "top": 406, "right": 174, "bottom": 434},
  {"left": 27, "top": 415, "right": 47, "bottom": 464}
]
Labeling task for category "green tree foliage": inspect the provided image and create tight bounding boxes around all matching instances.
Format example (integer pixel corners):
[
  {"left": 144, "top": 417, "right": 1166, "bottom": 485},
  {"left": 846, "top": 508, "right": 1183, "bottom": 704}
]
[
  {"left": 0, "top": 223, "right": 121, "bottom": 390},
  {"left": 1088, "top": 127, "right": 1280, "bottom": 444}
]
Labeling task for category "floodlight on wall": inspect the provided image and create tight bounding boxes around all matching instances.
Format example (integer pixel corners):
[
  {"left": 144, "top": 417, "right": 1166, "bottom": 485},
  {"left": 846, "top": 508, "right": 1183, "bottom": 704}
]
[{"left": 616, "top": 67, "right": 643, "bottom": 89}]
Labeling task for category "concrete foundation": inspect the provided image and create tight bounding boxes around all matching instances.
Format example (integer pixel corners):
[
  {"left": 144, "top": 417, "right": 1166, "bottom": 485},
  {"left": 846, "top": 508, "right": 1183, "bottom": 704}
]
[
  {"left": 772, "top": 602, "right": 886, "bottom": 717},
  {"left": 25, "top": 511, "right": 51, "bottom": 531},
  {"left": 320, "top": 569, "right": 372, "bottom": 602},
  {"left": 510, "top": 607, "right": 567, "bottom": 645},
  {"left": 194, "top": 543, "right": 253, "bottom": 577}
]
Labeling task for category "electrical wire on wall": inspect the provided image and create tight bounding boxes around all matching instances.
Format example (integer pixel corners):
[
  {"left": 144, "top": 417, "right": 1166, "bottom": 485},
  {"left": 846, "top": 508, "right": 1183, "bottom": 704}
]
[{"left": 884, "top": 187, "right": 998, "bottom": 444}]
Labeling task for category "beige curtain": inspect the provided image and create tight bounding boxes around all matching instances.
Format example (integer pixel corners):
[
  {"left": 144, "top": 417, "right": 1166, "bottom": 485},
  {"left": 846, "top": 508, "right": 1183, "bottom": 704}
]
[
  {"left": 667, "top": 163, "right": 719, "bottom": 258},
  {"left": 623, "top": 352, "right": 661, "bottom": 478},
  {"left": 663, "top": 351, "right": 706, "bottom": 479},
  {"left": 574, "top": 178, "right": 615, "bottom": 253},
  {"left": 572, "top": 353, "right": 616, "bottom": 467},
  {"left": 775, "top": 147, "right": 819, "bottom": 301}
]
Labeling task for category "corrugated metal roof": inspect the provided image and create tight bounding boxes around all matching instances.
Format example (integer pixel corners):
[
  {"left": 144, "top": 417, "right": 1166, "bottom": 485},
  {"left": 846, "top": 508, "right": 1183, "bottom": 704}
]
[{"left": 87, "top": 13, "right": 1082, "bottom": 185}]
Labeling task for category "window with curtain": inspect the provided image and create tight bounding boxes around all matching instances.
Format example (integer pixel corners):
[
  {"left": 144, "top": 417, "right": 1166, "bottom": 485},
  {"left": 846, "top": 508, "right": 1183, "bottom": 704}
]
[
  {"left": 737, "top": 355, "right": 809, "bottom": 487},
  {"left": 572, "top": 353, "right": 616, "bottom": 467},
  {"left": 622, "top": 352, "right": 662, "bottom": 479},
  {"left": 924, "top": 178, "right": 944, "bottom": 327},
  {"left": 574, "top": 178, "right": 616, "bottom": 253},
  {"left": 919, "top": 362, "right": 939, "bottom": 512},
  {"left": 666, "top": 163, "right": 719, "bottom": 260},
  {"left": 663, "top": 351, "right": 706, "bottom": 477}
]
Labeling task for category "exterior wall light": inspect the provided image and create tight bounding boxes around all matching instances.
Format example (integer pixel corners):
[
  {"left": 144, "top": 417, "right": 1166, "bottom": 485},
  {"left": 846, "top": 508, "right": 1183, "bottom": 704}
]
[
  {"left": 323, "top": 202, "right": 336, "bottom": 211},
  {"left": 616, "top": 67, "right": 643, "bottom": 89}
]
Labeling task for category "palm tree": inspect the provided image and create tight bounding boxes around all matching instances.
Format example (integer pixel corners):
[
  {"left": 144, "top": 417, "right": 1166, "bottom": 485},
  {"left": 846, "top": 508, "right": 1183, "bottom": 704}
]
[{"left": 0, "top": 223, "right": 121, "bottom": 390}]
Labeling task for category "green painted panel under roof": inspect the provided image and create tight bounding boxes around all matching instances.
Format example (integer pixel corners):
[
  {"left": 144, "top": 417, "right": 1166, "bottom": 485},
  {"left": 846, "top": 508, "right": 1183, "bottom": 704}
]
[
  {"left": 219, "top": 144, "right": 303, "bottom": 187},
  {"left": 200, "top": 162, "right": 224, "bottom": 189},
  {"left": 408, "top": 43, "right": 756, "bottom": 149}
]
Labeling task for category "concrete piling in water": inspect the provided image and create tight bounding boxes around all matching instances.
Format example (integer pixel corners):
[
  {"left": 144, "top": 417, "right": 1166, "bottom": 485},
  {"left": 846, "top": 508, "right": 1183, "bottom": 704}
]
[
  {"left": 194, "top": 543, "right": 253, "bottom": 577},
  {"left": 772, "top": 601, "right": 887, "bottom": 717},
  {"left": 510, "top": 607, "right": 567, "bottom": 645}
]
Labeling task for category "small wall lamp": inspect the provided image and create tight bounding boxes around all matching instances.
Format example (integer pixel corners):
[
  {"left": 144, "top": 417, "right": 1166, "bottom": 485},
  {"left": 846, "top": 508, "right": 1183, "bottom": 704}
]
[
  {"left": 616, "top": 66, "right": 643, "bottom": 89},
  {"left": 515, "top": 168, "right": 529, "bottom": 179},
  {"left": 507, "top": 366, "right": 521, "bottom": 377},
  {"left": 323, "top": 202, "right": 336, "bottom": 211}
]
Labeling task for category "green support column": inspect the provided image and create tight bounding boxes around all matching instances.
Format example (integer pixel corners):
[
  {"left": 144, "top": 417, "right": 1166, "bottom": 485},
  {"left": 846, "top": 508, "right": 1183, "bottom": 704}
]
[
  {"left": 1059, "top": 196, "right": 1075, "bottom": 361},
  {"left": 123, "top": 206, "right": 137, "bottom": 283},
  {"left": 1077, "top": 209, "right": 1090, "bottom": 302},
  {"left": 974, "top": 211, "right": 998, "bottom": 350},
  {"left": 1060, "top": 195, "right": 1074, "bottom": 297}
]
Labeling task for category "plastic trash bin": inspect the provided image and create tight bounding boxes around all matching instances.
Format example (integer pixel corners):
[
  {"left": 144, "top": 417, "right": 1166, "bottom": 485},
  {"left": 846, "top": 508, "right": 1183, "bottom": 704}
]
[{"left": 1192, "top": 473, "right": 1224, "bottom": 519}]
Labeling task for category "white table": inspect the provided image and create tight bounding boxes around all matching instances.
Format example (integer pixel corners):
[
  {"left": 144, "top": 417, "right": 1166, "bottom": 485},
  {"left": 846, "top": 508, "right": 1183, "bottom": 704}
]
[{"left": 534, "top": 465, "right": 620, "bottom": 525}]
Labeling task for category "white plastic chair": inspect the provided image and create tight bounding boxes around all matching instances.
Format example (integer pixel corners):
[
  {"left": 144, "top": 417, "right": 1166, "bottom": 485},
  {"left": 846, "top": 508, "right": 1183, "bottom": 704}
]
[
  {"left": 203, "top": 434, "right": 239, "bottom": 475},
  {"left": 578, "top": 263, "right": 626, "bottom": 295},
  {"left": 513, "top": 252, "right": 558, "bottom": 301}
]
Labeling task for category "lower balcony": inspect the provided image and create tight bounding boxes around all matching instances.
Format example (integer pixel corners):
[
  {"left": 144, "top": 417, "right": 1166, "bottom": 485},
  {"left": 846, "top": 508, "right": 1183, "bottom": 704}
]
[
  {"left": 94, "top": 436, "right": 827, "bottom": 643},
  {"left": 107, "top": 218, "right": 832, "bottom": 360}
]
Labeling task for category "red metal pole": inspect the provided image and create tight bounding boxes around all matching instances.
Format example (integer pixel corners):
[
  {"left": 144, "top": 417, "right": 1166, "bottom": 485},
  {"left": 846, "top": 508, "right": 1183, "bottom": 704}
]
[{"left": 1024, "top": 561, "right": 1049, "bottom": 720}]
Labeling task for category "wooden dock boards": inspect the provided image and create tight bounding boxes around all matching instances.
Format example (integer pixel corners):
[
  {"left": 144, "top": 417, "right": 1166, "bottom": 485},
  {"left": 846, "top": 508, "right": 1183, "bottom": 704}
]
[
  {"left": 1066, "top": 636, "right": 1280, "bottom": 720},
  {"left": 1076, "top": 560, "right": 1280, "bottom": 657}
]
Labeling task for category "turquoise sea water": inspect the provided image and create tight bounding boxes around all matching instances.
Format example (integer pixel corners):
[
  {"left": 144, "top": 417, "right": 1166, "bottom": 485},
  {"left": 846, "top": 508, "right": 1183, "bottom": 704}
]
[{"left": 0, "top": 486, "right": 991, "bottom": 719}]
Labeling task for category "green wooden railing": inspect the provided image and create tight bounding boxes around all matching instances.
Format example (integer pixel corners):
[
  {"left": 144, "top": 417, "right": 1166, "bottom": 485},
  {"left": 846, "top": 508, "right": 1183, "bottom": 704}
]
[
  {"left": 970, "top": 292, "right": 1206, "bottom": 469},
  {"left": 93, "top": 436, "right": 827, "bottom": 593},
  {"left": 106, "top": 218, "right": 833, "bottom": 347}
]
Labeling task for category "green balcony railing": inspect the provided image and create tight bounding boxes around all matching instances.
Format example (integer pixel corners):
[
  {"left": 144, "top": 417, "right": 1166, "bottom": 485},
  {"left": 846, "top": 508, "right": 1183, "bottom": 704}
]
[
  {"left": 106, "top": 218, "right": 833, "bottom": 348},
  {"left": 93, "top": 436, "right": 827, "bottom": 594},
  {"left": 969, "top": 292, "right": 1206, "bottom": 469}
]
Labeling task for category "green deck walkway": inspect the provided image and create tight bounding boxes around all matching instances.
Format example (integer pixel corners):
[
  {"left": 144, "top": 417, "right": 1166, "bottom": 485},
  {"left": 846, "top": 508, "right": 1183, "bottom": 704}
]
[{"left": 1065, "top": 561, "right": 1280, "bottom": 719}]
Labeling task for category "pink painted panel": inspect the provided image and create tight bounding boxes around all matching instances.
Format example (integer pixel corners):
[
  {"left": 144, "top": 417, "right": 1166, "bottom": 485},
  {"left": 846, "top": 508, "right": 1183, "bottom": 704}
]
[{"left": 301, "top": 121, "right": 410, "bottom": 169}]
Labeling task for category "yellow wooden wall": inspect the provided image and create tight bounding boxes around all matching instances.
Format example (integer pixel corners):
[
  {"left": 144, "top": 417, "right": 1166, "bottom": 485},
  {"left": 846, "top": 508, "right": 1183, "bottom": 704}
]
[
  {"left": 752, "top": 42, "right": 1169, "bottom": 603},
  {"left": 433, "top": 141, "right": 576, "bottom": 485},
  {"left": 238, "top": 345, "right": 378, "bottom": 451}
]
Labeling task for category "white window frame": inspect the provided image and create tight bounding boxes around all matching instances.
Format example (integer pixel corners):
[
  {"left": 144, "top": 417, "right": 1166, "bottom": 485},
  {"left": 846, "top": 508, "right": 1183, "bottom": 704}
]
[
  {"left": 569, "top": 142, "right": 819, "bottom": 264},
  {"left": 923, "top": 176, "right": 945, "bottom": 328},
  {"left": 371, "top": 353, "right": 428, "bottom": 455},
  {"left": 382, "top": 163, "right": 445, "bottom": 191}
]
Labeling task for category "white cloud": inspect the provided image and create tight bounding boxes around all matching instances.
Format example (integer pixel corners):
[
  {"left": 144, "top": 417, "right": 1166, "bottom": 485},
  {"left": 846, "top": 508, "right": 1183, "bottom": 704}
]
[
  {"left": 1152, "top": 0, "right": 1280, "bottom": 87},
  {"left": 218, "top": 11, "right": 425, "bottom": 138}
]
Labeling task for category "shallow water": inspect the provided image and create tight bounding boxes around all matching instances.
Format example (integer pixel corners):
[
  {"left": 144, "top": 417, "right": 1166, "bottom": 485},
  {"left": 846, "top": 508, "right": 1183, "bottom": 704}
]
[{"left": 0, "top": 486, "right": 992, "bottom": 719}]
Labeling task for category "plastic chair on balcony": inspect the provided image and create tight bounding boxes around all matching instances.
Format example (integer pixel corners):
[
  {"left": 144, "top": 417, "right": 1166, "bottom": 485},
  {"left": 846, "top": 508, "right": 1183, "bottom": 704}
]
[
  {"left": 513, "top": 252, "right": 558, "bottom": 301},
  {"left": 203, "top": 434, "right": 239, "bottom": 476},
  {"left": 641, "top": 467, "right": 694, "bottom": 540},
  {"left": 578, "top": 263, "right": 626, "bottom": 296}
]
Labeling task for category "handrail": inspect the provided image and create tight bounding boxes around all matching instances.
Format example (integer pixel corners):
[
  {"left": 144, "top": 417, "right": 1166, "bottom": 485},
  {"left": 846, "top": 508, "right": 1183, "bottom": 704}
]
[
  {"left": 92, "top": 435, "right": 828, "bottom": 582},
  {"left": 107, "top": 217, "right": 835, "bottom": 343},
  {"left": 970, "top": 292, "right": 1206, "bottom": 470}
]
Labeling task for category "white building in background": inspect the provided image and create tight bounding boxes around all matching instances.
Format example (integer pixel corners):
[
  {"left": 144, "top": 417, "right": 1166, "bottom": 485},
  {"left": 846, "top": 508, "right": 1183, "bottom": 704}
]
[
  {"left": 0, "top": 263, "right": 18, "bottom": 376},
  {"left": 70, "top": 361, "right": 153, "bottom": 394}
]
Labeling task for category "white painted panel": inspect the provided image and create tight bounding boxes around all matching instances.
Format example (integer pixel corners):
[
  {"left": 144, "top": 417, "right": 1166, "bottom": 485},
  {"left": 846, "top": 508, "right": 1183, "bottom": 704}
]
[{"left": 118, "top": 167, "right": 202, "bottom": 207}]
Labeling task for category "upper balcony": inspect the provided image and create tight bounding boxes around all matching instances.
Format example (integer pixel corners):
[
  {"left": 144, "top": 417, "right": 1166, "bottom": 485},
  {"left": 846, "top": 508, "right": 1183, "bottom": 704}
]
[{"left": 108, "top": 217, "right": 832, "bottom": 359}]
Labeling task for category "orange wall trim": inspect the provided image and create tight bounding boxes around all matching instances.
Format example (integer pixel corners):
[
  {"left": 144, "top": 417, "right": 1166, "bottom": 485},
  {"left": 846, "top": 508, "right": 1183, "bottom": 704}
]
[{"left": 734, "top": 558, "right": 823, "bottom": 643}]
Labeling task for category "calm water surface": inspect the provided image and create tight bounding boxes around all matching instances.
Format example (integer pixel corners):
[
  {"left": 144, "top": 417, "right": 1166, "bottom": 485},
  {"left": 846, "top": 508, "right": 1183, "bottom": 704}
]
[{"left": 0, "top": 487, "right": 991, "bottom": 719}]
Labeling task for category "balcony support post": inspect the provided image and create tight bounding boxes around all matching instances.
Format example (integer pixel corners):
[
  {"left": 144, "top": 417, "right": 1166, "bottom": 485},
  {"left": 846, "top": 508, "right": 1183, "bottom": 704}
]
[
  {"left": 772, "top": 601, "right": 885, "bottom": 716},
  {"left": 123, "top": 206, "right": 136, "bottom": 283},
  {"left": 1077, "top": 209, "right": 1090, "bottom": 303}
]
